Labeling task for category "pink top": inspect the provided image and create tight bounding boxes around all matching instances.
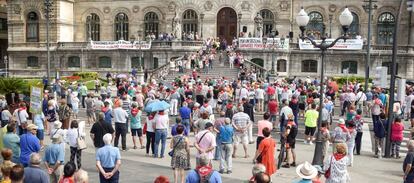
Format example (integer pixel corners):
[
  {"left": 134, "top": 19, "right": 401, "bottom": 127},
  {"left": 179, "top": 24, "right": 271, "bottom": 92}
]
[
  {"left": 195, "top": 130, "right": 216, "bottom": 159},
  {"left": 154, "top": 114, "right": 169, "bottom": 129},
  {"left": 391, "top": 122, "right": 404, "bottom": 142},
  {"left": 257, "top": 120, "right": 273, "bottom": 137}
]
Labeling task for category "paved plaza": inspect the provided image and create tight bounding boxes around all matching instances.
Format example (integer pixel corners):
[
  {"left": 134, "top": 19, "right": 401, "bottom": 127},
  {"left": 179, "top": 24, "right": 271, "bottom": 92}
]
[{"left": 36, "top": 108, "right": 405, "bottom": 183}]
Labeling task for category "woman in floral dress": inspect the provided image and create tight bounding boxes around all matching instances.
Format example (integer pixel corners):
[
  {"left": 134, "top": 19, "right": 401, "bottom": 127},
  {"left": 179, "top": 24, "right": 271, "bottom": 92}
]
[
  {"left": 324, "top": 143, "right": 350, "bottom": 183},
  {"left": 170, "top": 125, "right": 190, "bottom": 183}
]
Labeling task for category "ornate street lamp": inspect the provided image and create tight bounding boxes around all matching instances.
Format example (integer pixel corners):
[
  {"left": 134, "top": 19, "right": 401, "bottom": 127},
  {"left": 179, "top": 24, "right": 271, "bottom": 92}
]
[
  {"left": 238, "top": 12, "right": 242, "bottom": 38},
  {"left": 137, "top": 30, "right": 143, "bottom": 71},
  {"left": 44, "top": 0, "right": 53, "bottom": 82},
  {"left": 200, "top": 13, "right": 204, "bottom": 39},
  {"left": 296, "top": 7, "right": 353, "bottom": 166}
]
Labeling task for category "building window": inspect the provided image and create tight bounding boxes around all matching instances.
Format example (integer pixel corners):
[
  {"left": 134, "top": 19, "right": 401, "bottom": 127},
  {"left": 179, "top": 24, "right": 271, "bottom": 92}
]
[
  {"left": 68, "top": 56, "right": 81, "bottom": 68},
  {"left": 27, "top": 56, "right": 39, "bottom": 67},
  {"left": 349, "top": 12, "right": 359, "bottom": 38},
  {"left": 131, "top": 57, "right": 144, "bottom": 69},
  {"left": 341, "top": 61, "right": 358, "bottom": 74},
  {"left": 144, "top": 12, "right": 159, "bottom": 39},
  {"left": 153, "top": 57, "right": 159, "bottom": 69},
  {"left": 377, "top": 12, "right": 395, "bottom": 45},
  {"left": 26, "top": 12, "right": 39, "bottom": 42},
  {"left": 99, "top": 56, "right": 111, "bottom": 68},
  {"left": 277, "top": 59, "right": 287, "bottom": 72},
  {"left": 306, "top": 12, "right": 324, "bottom": 39},
  {"left": 259, "top": 9, "right": 274, "bottom": 37},
  {"left": 86, "top": 13, "right": 100, "bottom": 41},
  {"left": 0, "top": 18, "right": 7, "bottom": 32},
  {"left": 382, "top": 62, "right": 399, "bottom": 75},
  {"left": 182, "top": 9, "right": 198, "bottom": 34},
  {"left": 114, "top": 13, "right": 129, "bottom": 40},
  {"left": 301, "top": 60, "right": 318, "bottom": 73}
]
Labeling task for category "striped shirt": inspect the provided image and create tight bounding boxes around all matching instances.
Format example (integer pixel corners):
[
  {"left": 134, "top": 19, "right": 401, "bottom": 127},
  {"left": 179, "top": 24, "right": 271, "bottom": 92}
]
[{"left": 232, "top": 112, "right": 250, "bottom": 134}]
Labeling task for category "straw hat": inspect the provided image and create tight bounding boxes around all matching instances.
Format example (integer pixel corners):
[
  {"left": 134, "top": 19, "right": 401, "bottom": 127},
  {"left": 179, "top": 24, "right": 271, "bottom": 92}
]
[
  {"left": 54, "top": 121, "right": 62, "bottom": 129},
  {"left": 296, "top": 161, "right": 318, "bottom": 179},
  {"left": 337, "top": 118, "right": 345, "bottom": 125},
  {"left": 27, "top": 124, "right": 38, "bottom": 131}
]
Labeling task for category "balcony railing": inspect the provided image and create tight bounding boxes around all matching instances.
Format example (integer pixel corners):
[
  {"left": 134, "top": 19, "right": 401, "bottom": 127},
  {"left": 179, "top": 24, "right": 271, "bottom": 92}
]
[{"left": 151, "top": 40, "right": 203, "bottom": 49}]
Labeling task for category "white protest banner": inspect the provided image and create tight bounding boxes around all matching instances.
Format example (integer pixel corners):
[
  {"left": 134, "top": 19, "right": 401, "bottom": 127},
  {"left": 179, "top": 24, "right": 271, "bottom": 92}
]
[
  {"left": 238, "top": 38, "right": 290, "bottom": 50},
  {"left": 265, "top": 38, "right": 290, "bottom": 50},
  {"left": 299, "top": 38, "right": 363, "bottom": 50},
  {"left": 30, "top": 86, "right": 43, "bottom": 115},
  {"left": 90, "top": 40, "right": 151, "bottom": 50},
  {"left": 238, "top": 38, "right": 264, "bottom": 49}
]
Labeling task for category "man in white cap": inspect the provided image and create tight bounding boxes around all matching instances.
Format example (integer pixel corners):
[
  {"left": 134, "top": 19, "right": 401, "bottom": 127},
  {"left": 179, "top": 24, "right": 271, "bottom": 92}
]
[
  {"left": 331, "top": 118, "right": 351, "bottom": 153},
  {"left": 293, "top": 161, "right": 318, "bottom": 183}
]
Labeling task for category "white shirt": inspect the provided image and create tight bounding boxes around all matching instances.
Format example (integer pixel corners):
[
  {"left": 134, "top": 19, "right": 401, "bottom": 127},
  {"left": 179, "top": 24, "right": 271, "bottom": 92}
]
[
  {"left": 66, "top": 128, "right": 85, "bottom": 147},
  {"left": 154, "top": 114, "right": 169, "bottom": 129},
  {"left": 13, "top": 109, "right": 29, "bottom": 125},
  {"left": 239, "top": 88, "right": 249, "bottom": 99},
  {"left": 255, "top": 88, "right": 265, "bottom": 99},
  {"left": 1, "top": 110, "right": 12, "bottom": 121},
  {"left": 113, "top": 107, "right": 128, "bottom": 123},
  {"left": 146, "top": 117, "right": 155, "bottom": 132},
  {"left": 280, "top": 106, "right": 293, "bottom": 120}
]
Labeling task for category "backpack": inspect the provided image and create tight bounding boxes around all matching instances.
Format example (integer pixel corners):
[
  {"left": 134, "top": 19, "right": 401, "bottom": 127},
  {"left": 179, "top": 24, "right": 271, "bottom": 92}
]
[{"left": 195, "top": 169, "right": 214, "bottom": 183}]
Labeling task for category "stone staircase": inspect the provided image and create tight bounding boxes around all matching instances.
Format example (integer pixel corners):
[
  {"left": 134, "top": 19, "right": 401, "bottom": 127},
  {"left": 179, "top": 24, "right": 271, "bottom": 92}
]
[{"left": 164, "top": 63, "right": 240, "bottom": 82}]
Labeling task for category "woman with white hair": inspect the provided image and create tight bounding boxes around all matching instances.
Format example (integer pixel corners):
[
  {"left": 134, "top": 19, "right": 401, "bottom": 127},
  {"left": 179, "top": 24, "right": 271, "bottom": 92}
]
[{"left": 75, "top": 169, "right": 89, "bottom": 183}]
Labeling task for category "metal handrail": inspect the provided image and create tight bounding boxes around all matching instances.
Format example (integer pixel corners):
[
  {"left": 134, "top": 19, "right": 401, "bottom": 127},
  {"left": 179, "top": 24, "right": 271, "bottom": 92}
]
[
  {"left": 147, "top": 62, "right": 171, "bottom": 83},
  {"left": 243, "top": 59, "right": 268, "bottom": 80}
]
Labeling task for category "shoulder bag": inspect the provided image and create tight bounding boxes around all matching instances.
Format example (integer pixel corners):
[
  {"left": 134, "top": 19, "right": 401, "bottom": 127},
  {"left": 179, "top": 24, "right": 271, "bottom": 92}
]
[
  {"left": 324, "top": 156, "right": 333, "bottom": 178},
  {"left": 77, "top": 128, "right": 87, "bottom": 150},
  {"left": 168, "top": 137, "right": 183, "bottom": 157}
]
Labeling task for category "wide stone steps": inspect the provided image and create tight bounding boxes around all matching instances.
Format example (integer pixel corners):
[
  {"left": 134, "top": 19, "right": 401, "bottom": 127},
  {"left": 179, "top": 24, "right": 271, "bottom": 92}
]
[{"left": 164, "top": 65, "right": 240, "bottom": 82}]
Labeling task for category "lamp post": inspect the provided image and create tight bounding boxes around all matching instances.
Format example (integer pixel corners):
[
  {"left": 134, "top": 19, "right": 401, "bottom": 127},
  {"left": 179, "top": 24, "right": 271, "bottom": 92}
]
[
  {"left": 86, "top": 15, "right": 92, "bottom": 41},
  {"left": 363, "top": 0, "right": 378, "bottom": 92},
  {"left": 137, "top": 30, "right": 143, "bottom": 71},
  {"left": 238, "top": 12, "right": 242, "bottom": 38},
  {"left": 44, "top": 0, "right": 53, "bottom": 82},
  {"left": 119, "top": 13, "right": 125, "bottom": 40},
  {"left": 200, "top": 13, "right": 204, "bottom": 39},
  {"left": 3, "top": 55, "right": 7, "bottom": 78},
  {"left": 270, "top": 31, "right": 276, "bottom": 75},
  {"left": 385, "top": 0, "right": 404, "bottom": 158},
  {"left": 296, "top": 7, "right": 353, "bottom": 165},
  {"left": 136, "top": 30, "right": 145, "bottom": 84}
]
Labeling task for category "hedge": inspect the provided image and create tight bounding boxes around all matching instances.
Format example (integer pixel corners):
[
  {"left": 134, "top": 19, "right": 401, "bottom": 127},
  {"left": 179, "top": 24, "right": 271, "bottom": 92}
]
[
  {"left": 73, "top": 72, "right": 98, "bottom": 80},
  {"left": 332, "top": 76, "right": 372, "bottom": 86}
]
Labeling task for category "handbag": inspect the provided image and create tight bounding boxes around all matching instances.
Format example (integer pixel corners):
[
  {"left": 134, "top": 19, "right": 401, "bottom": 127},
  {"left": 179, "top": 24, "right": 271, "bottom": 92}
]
[
  {"left": 77, "top": 129, "right": 87, "bottom": 150},
  {"left": 324, "top": 156, "right": 333, "bottom": 178},
  {"left": 168, "top": 137, "right": 183, "bottom": 157}
]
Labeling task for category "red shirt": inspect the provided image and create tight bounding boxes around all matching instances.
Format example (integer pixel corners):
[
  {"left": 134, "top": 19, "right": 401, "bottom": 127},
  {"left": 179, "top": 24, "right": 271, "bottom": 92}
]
[{"left": 268, "top": 100, "right": 278, "bottom": 114}]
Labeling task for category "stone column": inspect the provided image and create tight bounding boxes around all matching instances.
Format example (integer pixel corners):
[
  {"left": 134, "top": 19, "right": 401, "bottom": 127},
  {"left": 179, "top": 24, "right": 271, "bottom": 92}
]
[{"left": 407, "top": 59, "right": 414, "bottom": 79}]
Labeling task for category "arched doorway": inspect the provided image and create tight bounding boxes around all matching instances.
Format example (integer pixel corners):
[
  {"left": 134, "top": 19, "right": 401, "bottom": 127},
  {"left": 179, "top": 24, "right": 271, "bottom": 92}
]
[
  {"left": 217, "top": 7, "right": 237, "bottom": 45},
  {"left": 251, "top": 58, "right": 264, "bottom": 67}
]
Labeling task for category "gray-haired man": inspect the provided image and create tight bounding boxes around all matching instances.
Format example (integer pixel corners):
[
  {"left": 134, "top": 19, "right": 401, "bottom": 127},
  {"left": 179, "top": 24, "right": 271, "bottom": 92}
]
[{"left": 24, "top": 153, "right": 49, "bottom": 183}]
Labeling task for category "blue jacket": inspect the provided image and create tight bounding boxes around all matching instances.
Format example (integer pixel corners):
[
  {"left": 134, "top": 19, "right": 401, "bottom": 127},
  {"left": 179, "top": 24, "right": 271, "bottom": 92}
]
[{"left": 373, "top": 118, "right": 388, "bottom": 138}]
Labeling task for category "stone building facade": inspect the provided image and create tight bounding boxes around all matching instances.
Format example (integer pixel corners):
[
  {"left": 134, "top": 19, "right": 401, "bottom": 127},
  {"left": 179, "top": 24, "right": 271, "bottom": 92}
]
[{"left": 5, "top": 0, "right": 414, "bottom": 79}]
